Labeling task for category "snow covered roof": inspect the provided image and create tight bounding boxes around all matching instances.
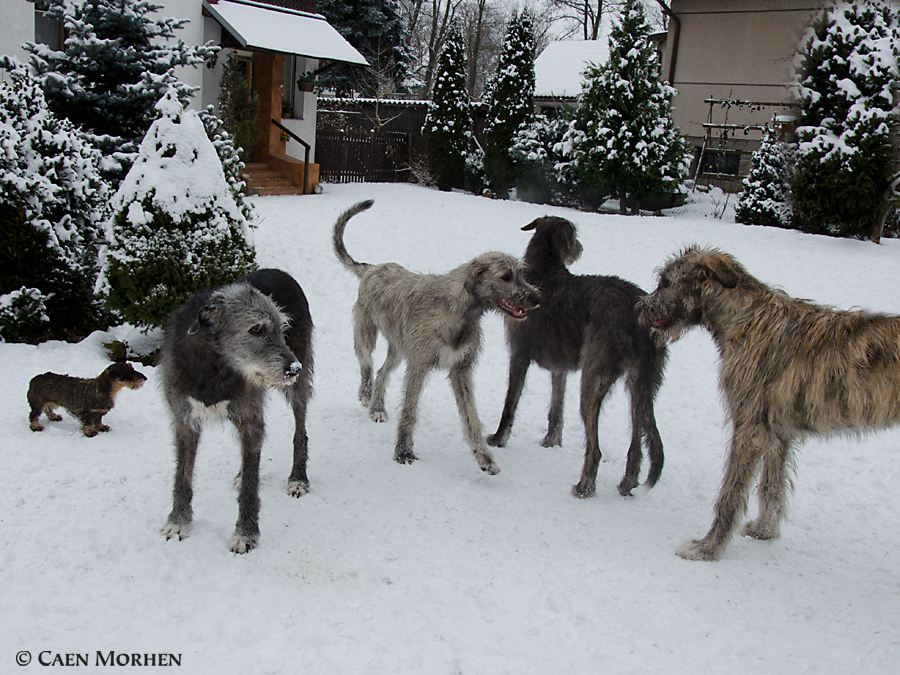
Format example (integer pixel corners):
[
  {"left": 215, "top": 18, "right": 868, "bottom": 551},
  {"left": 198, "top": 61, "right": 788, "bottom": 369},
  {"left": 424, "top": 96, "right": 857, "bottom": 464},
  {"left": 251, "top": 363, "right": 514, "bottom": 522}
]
[
  {"left": 202, "top": 0, "right": 368, "bottom": 65},
  {"left": 534, "top": 40, "right": 609, "bottom": 99}
]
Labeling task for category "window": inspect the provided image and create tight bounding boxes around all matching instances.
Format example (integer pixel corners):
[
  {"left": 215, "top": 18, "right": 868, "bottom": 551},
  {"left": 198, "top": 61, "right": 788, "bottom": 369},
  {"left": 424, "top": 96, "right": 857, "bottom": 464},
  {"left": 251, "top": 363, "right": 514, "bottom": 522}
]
[
  {"left": 34, "top": 2, "right": 64, "bottom": 50},
  {"left": 699, "top": 150, "right": 741, "bottom": 176}
]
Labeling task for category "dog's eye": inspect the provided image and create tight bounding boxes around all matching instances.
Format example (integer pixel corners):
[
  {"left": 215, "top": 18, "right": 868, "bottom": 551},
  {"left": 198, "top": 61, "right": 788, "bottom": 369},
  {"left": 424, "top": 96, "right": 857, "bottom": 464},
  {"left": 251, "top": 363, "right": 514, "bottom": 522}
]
[
  {"left": 501, "top": 271, "right": 513, "bottom": 282},
  {"left": 250, "top": 324, "right": 267, "bottom": 336}
]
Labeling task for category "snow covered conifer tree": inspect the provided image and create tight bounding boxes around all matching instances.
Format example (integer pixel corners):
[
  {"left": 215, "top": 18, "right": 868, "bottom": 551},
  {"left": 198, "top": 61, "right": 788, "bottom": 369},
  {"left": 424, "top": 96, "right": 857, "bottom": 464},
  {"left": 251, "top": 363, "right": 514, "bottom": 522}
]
[
  {"left": 562, "top": 0, "right": 689, "bottom": 214},
  {"left": 424, "top": 28, "right": 471, "bottom": 191},
  {"left": 317, "top": 0, "right": 410, "bottom": 96},
  {"left": 792, "top": 1, "right": 899, "bottom": 241},
  {"left": 483, "top": 10, "right": 536, "bottom": 199},
  {"left": 736, "top": 128, "right": 796, "bottom": 228},
  {"left": 0, "top": 70, "right": 106, "bottom": 343},
  {"left": 23, "top": 0, "right": 217, "bottom": 185},
  {"left": 103, "top": 91, "right": 256, "bottom": 328}
]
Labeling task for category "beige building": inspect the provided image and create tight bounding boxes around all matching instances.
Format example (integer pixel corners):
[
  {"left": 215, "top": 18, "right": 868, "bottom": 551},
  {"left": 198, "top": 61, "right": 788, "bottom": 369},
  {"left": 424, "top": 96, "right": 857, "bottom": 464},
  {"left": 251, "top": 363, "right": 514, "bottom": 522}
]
[{"left": 656, "top": 0, "right": 830, "bottom": 184}]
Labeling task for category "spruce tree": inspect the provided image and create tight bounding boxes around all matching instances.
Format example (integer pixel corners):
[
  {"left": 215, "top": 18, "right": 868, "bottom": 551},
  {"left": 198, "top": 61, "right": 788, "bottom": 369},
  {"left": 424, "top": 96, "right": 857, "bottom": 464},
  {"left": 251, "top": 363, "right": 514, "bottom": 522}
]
[
  {"left": 23, "top": 0, "right": 217, "bottom": 185},
  {"left": 736, "top": 128, "right": 796, "bottom": 228},
  {"left": 0, "top": 69, "right": 106, "bottom": 343},
  {"left": 424, "top": 28, "right": 471, "bottom": 192},
  {"left": 793, "top": 1, "right": 899, "bottom": 240},
  {"left": 317, "top": 0, "right": 411, "bottom": 96},
  {"left": 216, "top": 52, "right": 260, "bottom": 163},
  {"left": 483, "top": 10, "right": 536, "bottom": 199},
  {"left": 562, "top": 0, "right": 689, "bottom": 214},
  {"left": 103, "top": 91, "right": 256, "bottom": 328}
]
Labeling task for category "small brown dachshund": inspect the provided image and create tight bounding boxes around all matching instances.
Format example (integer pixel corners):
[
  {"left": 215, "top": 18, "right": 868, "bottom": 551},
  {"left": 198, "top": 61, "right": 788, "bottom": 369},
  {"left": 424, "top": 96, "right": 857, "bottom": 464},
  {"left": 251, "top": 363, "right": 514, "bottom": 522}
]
[{"left": 28, "top": 363, "right": 147, "bottom": 437}]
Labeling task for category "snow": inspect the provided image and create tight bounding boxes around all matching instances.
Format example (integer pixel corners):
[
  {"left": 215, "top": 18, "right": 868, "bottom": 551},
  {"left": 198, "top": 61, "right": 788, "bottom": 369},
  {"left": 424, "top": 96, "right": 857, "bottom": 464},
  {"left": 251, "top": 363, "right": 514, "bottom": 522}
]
[
  {"left": 4, "top": 182, "right": 900, "bottom": 673},
  {"left": 534, "top": 40, "right": 608, "bottom": 98}
]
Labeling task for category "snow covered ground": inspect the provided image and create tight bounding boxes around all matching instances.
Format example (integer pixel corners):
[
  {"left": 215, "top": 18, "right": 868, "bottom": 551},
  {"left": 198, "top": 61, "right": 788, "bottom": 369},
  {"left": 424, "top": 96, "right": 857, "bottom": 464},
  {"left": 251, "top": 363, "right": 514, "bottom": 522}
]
[{"left": 4, "top": 182, "right": 900, "bottom": 674}]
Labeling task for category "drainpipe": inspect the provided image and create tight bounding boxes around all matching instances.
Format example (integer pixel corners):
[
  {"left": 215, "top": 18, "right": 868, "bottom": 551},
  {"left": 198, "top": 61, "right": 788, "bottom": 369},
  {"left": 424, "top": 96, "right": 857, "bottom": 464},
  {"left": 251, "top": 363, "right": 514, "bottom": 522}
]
[{"left": 655, "top": 1, "right": 680, "bottom": 84}]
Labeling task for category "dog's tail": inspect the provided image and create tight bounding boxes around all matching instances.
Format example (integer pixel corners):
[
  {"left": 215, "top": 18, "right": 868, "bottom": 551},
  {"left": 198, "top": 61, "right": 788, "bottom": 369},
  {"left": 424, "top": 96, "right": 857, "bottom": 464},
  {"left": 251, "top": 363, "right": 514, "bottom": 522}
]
[{"left": 333, "top": 200, "right": 375, "bottom": 278}]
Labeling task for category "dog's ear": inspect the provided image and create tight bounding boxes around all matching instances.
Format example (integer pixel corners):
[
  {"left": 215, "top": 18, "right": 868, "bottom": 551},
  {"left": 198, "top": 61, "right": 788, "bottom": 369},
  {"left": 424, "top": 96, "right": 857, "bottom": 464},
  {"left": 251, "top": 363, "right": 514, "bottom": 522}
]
[
  {"left": 699, "top": 253, "right": 739, "bottom": 289},
  {"left": 464, "top": 259, "right": 488, "bottom": 294},
  {"left": 188, "top": 294, "right": 226, "bottom": 334},
  {"left": 521, "top": 217, "right": 547, "bottom": 232}
]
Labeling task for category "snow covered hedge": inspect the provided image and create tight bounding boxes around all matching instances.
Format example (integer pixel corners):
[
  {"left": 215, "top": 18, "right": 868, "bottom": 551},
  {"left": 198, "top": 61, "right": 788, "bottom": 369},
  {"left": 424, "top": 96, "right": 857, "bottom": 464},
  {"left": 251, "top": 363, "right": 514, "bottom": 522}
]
[
  {"left": 792, "top": 0, "right": 900, "bottom": 240},
  {"left": 102, "top": 91, "right": 256, "bottom": 328},
  {"left": 0, "top": 69, "right": 106, "bottom": 343}
]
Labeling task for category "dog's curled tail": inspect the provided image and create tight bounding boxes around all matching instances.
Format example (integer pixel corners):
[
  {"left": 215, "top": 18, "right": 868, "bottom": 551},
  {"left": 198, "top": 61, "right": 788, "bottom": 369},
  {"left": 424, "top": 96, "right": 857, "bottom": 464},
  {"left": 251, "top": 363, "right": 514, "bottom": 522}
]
[{"left": 332, "top": 199, "right": 375, "bottom": 278}]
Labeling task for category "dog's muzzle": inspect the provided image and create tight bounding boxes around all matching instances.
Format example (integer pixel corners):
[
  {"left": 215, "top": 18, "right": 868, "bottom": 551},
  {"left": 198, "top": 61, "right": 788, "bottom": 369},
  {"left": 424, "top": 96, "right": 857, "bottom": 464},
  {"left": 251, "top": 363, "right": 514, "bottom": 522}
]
[{"left": 268, "top": 361, "right": 302, "bottom": 389}]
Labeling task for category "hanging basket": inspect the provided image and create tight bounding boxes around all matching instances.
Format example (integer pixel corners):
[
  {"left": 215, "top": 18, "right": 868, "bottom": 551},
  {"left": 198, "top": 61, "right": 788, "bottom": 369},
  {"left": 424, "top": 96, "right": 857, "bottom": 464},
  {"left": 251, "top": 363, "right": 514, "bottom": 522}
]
[{"left": 297, "top": 81, "right": 315, "bottom": 93}]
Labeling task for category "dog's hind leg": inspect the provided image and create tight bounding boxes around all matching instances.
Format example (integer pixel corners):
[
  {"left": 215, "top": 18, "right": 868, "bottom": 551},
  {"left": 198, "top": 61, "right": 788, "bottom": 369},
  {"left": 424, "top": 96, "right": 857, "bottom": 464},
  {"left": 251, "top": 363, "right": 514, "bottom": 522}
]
[
  {"left": 542, "top": 371, "right": 567, "bottom": 448},
  {"left": 618, "top": 368, "right": 664, "bottom": 496},
  {"left": 369, "top": 343, "right": 402, "bottom": 423},
  {"left": 394, "top": 363, "right": 429, "bottom": 464},
  {"left": 163, "top": 419, "right": 201, "bottom": 541},
  {"left": 353, "top": 304, "right": 378, "bottom": 407},
  {"left": 285, "top": 374, "right": 312, "bottom": 497},
  {"left": 572, "top": 364, "right": 618, "bottom": 498},
  {"left": 741, "top": 436, "right": 794, "bottom": 541},
  {"left": 487, "top": 352, "right": 531, "bottom": 448},
  {"left": 450, "top": 361, "right": 500, "bottom": 474}
]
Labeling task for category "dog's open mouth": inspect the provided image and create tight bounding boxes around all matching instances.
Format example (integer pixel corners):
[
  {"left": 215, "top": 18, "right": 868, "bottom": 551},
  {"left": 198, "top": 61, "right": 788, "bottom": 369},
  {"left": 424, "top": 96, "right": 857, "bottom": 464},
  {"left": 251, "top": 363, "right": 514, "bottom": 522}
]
[
  {"left": 498, "top": 300, "right": 530, "bottom": 320},
  {"left": 650, "top": 314, "right": 677, "bottom": 330}
]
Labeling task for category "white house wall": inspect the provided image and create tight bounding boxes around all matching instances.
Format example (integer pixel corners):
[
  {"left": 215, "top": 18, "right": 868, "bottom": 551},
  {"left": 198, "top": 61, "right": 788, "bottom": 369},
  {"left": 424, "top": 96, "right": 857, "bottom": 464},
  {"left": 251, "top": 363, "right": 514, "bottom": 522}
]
[{"left": 0, "top": 0, "right": 39, "bottom": 70}]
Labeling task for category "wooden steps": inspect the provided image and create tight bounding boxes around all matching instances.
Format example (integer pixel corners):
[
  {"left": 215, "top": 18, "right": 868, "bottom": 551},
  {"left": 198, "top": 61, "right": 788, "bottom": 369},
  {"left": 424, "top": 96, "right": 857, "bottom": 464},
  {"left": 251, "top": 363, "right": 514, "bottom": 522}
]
[{"left": 241, "top": 162, "right": 307, "bottom": 196}]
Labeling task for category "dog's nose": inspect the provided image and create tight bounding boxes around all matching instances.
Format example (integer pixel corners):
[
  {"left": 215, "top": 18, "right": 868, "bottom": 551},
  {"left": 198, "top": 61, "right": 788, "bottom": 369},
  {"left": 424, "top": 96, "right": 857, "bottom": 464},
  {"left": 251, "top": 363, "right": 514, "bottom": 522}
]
[
  {"left": 530, "top": 288, "right": 541, "bottom": 306},
  {"left": 285, "top": 361, "right": 302, "bottom": 378}
]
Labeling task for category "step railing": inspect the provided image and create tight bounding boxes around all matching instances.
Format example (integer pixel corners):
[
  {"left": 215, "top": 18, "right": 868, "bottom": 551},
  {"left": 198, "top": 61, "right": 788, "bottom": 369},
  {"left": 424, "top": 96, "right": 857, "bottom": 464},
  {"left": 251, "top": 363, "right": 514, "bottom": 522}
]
[{"left": 271, "top": 118, "right": 311, "bottom": 195}]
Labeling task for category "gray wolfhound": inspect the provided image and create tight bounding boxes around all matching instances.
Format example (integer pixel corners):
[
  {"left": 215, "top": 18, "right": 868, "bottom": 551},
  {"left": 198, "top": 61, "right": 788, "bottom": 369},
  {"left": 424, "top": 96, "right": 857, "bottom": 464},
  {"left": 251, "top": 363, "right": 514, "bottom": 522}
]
[
  {"left": 333, "top": 200, "right": 540, "bottom": 473},
  {"left": 28, "top": 362, "right": 147, "bottom": 437},
  {"left": 160, "top": 269, "right": 314, "bottom": 554},
  {"left": 639, "top": 246, "right": 900, "bottom": 560},
  {"left": 487, "top": 216, "right": 667, "bottom": 498}
]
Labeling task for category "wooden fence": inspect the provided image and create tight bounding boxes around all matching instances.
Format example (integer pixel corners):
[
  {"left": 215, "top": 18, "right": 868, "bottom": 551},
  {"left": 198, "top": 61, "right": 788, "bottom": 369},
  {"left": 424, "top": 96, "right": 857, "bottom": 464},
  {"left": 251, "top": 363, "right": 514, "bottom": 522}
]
[{"left": 316, "top": 130, "right": 412, "bottom": 183}]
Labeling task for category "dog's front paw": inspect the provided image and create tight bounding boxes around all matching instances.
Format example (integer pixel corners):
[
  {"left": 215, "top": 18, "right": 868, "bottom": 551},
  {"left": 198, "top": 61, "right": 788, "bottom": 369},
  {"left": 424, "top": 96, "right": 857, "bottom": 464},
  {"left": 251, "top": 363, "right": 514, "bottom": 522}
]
[
  {"left": 676, "top": 539, "right": 719, "bottom": 561},
  {"left": 540, "top": 431, "right": 562, "bottom": 448},
  {"left": 162, "top": 522, "right": 189, "bottom": 541},
  {"left": 230, "top": 534, "right": 258, "bottom": 554},
  {"left": 287, "top": 480, "right": 309, "bottom": 497},
  {"left": 30, "top": 421, "right": 44, "bottom": 432},
  {"left": 571, "top": 481, "right": 595, "bottom": 499},
  {"left": 47, "top": 412, "right": 63, "bottom": 422},
  {"left": 486, "top": 431, "right": 508, "bottom": 447},
  {"left": 394, "top": 442, "right": 417, "bottom": 464},
  {"left": 370, "top": 408, "right": 388, "bottom": 423},
  {"left": 97, "top": 423, "right": 110, "bottom": 433},
  {"left": 82, "top": 426, "right": 99, "bottom": 438},
  {"left": 480, "top": 461, "right": 501, "bottom": 475},
  {"left": 741, "top": 519, "right": 779, "bottom": 540}
]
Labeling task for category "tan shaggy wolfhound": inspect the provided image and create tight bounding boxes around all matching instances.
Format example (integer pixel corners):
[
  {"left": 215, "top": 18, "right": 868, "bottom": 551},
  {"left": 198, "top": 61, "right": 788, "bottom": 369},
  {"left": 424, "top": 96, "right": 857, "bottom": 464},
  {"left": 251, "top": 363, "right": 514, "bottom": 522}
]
[{"left": 638, "top": 245, "right": 900, "bottom": 560}]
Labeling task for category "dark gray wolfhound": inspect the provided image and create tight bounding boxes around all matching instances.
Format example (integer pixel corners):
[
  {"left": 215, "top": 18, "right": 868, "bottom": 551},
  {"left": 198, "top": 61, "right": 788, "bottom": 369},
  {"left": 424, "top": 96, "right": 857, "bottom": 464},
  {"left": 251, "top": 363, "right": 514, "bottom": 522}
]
[
  {"left": 160, "top": 269, "right": 314, "bottom": 554},
  {"left": 486, "top": 216, "right": 668, "bottom": 497},
  {"left": 333, "top": 200, "right": 540, "bottom": 474},
  {"left": 639, "top": 246, "right": 900, "bottom": 560},
  {"left": 28, "top": 362, "right": 147, "bottom": 437}
]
